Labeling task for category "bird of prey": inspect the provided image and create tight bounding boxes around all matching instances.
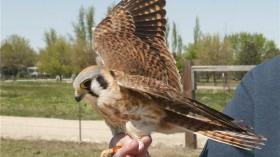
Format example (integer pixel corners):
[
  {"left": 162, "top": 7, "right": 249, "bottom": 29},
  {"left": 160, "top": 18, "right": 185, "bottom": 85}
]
[{"left": 73, "top": 0, "right": 266, "bottom": 156}]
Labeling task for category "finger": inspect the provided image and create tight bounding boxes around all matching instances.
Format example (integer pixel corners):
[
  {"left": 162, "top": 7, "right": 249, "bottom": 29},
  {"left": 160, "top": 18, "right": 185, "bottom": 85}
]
[
  {"left": 141, "top": 135, "right": 152, "bottom": 148},
  {"left": 136, "top": 136, "right": 152, "bottom": 157},
  {"left": 114, "top": 140, "right": 139, "bottom": 157}
]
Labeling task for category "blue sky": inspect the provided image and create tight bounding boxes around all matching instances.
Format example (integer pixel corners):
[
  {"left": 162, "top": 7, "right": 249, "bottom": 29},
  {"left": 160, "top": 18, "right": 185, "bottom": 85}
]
[{"left": 1, "top": 0, "right": 279, "bottom": 51}]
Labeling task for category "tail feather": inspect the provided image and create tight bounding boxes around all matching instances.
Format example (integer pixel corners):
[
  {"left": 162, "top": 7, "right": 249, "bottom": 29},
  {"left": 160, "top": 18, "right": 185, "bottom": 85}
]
[
  {"left": 162, "top": 110, "right": 266, "bottom": 150},
  {"left": 185, "top": 97, "right": 236, "bottom": 122},
  {"left": 197, "top": 130, "right": 265, "bottom": 150}
]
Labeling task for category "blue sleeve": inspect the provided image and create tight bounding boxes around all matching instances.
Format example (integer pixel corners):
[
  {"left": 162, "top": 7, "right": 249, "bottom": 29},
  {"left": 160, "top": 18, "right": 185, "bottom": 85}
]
[
  {"left": 200, "top": 81, "right": 255, "bottom": 157},
  {"left": 200, "top": 56, "right": 280, "bottom": 157}
]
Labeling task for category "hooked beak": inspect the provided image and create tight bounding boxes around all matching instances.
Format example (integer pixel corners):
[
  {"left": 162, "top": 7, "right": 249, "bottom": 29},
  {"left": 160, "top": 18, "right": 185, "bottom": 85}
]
[{"left": 74, "top": 89, "right": 86, "bottom": 102}]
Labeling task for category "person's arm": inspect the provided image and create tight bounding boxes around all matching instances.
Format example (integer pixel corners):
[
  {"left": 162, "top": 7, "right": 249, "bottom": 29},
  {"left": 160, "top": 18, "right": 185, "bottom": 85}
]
[
  {"left": 109, "top": 134, "right": 152, "bottom": 157},
  {"left": 201, "top": 56, "right": 280, "bottom": 157},
  {"left": 200, "top": 76, "right": 255, "bottom": 157}
]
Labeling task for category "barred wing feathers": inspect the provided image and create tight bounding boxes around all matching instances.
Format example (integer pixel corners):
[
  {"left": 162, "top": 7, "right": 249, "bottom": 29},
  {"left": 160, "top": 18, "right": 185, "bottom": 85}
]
[{"left": 93, "top": 0, "right": 182, "bottom": 92}]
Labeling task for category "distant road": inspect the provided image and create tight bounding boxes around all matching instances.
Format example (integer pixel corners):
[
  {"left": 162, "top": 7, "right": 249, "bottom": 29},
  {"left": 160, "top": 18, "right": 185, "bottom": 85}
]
[
  {"left": 2, "top": 79, "right": 236, "bottom": 90},
  {"left": 0, "top": 116, "right": 207, "bottom": 148}
]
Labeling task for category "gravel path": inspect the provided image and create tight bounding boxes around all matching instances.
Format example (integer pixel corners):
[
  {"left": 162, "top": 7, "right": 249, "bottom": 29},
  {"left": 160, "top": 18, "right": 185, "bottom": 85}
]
[{"left": 0, "top": 116, "right": 207, "bottom": 148}]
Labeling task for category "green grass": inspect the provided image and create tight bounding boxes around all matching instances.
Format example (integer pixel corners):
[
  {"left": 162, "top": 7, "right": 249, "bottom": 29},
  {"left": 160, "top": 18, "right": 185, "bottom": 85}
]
[
  {"left": 196, "top": 90, "right": 234, "bottom": 112},
  {"left": 196, "top": 79, "right": 240, "bottom": 87},
  {"left": 0, "top": 82, "right": 101, "bottom": 120},
  {"left": 0, "top": 81, "right": 233, "bottom": 119},
  {"left": 0, "top": 138, "right": 200, "bottom": 157}
]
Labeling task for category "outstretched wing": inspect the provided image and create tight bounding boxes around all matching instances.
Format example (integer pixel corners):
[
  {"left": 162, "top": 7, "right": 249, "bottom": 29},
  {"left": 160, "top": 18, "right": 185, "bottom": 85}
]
[
  {"left": 93, "top": 0, "right": 182, "bottom": 92},
  {"left": 113, "top": 71, "right": 266, "bottom": 150}
]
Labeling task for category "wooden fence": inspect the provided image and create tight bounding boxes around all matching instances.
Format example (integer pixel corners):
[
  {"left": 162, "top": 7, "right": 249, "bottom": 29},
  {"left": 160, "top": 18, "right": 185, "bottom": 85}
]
[{"left": 182, "top": 61, "right": 255, "bottom": 149}]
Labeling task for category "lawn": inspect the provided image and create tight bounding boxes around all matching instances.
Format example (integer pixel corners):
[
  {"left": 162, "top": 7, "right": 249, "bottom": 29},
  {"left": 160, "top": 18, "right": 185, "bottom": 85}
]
[
  {"left": 195, "top": 90, "right": 234, "bottom": 112},
  {"left": 0, "top": 81, "right": 233, "bottom": 120},
  {"left": 0, "top": 82, "right": 101, "bottom": 120},
  {"left": 0, "top": 138, "right": 200, "bottom": 157}
]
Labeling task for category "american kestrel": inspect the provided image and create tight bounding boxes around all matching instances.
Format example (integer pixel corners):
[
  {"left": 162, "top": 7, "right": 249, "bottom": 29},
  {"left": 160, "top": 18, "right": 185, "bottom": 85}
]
[{"left": 73, "top": 0, "right": 266, "bottom": 156}]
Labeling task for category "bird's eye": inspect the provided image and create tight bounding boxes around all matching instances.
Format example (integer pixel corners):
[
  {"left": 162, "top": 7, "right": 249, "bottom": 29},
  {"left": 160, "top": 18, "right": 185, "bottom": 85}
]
[{"left": 81, "top": 79, "right": 92, "bottom": 89}]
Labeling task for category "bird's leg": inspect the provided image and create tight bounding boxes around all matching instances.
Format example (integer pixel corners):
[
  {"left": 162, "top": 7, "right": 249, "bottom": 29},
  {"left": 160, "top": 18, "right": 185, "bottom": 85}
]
[
  {"left": 100, "top": 120, "right": 152, "bottom": 157},
  {"left": 100, "top": 146, "right": 121, "bottom": 157},
  {"left": 99, "top": 122, "right": 124, "bottom": 157},
  {"left": 125, "top": 121, "right": 149, "bottom": 152},
  {"left": 100, "top": 149, "right": 113, "bottom": 157}
]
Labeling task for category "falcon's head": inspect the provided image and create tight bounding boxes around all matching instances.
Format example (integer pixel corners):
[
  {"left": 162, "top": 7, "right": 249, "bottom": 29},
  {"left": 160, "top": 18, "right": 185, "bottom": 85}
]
[
  {"left": 73, "top": 65, "right": 102, "bottom": 102},
  {"left": 73, "top": 65, "right": 120, "bottom": 103}
]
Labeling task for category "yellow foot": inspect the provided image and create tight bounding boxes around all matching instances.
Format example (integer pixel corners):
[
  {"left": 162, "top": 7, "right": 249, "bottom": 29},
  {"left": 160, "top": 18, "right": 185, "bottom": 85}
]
[
  {"left": 100, "top": 146, "right": 122, "bottom": 157},
  {"left": 100, "top": 149, "right": 113, "bottom": 157}
]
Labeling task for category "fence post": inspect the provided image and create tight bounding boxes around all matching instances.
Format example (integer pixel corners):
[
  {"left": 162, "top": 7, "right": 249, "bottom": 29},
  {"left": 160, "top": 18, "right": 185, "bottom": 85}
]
[
  {"left": 182, "top": 61, "right": 197, "bottom": 149},
  {"left": 78, "top": 103, "right": 82, "bottom": 142}
]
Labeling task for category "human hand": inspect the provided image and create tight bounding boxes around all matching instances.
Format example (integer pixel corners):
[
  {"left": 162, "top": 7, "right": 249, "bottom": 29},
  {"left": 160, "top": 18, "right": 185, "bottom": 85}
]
[{"left": 109, "top": 134, "right": 152, "bottom": 157}]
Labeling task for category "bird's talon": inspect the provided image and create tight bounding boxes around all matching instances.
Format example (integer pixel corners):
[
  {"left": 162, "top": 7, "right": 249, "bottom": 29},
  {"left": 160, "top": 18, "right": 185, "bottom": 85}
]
[{"left": 112, "top": 146, "right": 122, "bottom": 155}]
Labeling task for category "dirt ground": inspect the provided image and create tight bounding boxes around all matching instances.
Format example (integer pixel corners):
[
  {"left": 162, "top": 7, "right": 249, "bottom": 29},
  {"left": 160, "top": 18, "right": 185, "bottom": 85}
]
[{"left": 0, "top": 116, "right": 207, "bottom": 148}]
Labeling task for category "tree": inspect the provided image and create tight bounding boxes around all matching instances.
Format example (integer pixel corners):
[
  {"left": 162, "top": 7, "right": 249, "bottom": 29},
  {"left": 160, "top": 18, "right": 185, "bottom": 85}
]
[
  {"left": 193, "top": 16, "right": 202, "bottom": 44},
  {"left": 174, "top": 35, "right": 185, "bottom": 73},
  {"left": 263, "top": 47, "right": 280, "bottom": 62},
  {"left": 227, "top": 32, "right": 279, "bottom": 65},
  {"left": 181, "top": 17, "right": 202, "bottom": 61},
  {"left": 170, "top": 21, "right": 185, "bottom": 59},
  {"left": 73, "top": 7, "right": 86, "bottom": 45},
  {"left": 195, "top": 33, "right": 233, "bottom": 65},
  {"left": 169, "top": 21, "right": 185, "bottom": 73},
  {"left": 72, "top": 6, "right": 97, "bottom": 74},
  {"left": 171, "top": 22, "right": 178, "bottom": 54},
  {"left": 106, "top": 2, "right": 116, "bottom": 16},
  {"left": 165, "top": 18, "right": 170, "bottom": 48},
  {"left": 194, "top": 34, "right": 234, "bottom": 82},
  {"left": 44, "top": 28, "right": 58, "bottom": 47},
  {"left": 177, "top": 35, "right": 183, "bottom": 55},
  {"left": 1, "top": 35, "right": 37, "bottom": 77},
  {"left": 239, "top": 40, "right": 261, "bottom": 65},
  {"left": 185, "top": 17, "right": 202, "bottom": 60},
  {"left": 86, "top": 6, "right": 95, "bottom": 44},
  {"left": 184, "top": 43, "right": 197, "bottom": 60},
  {"left": 38, "top": 29, "right": 73, "bottom": 79}
]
